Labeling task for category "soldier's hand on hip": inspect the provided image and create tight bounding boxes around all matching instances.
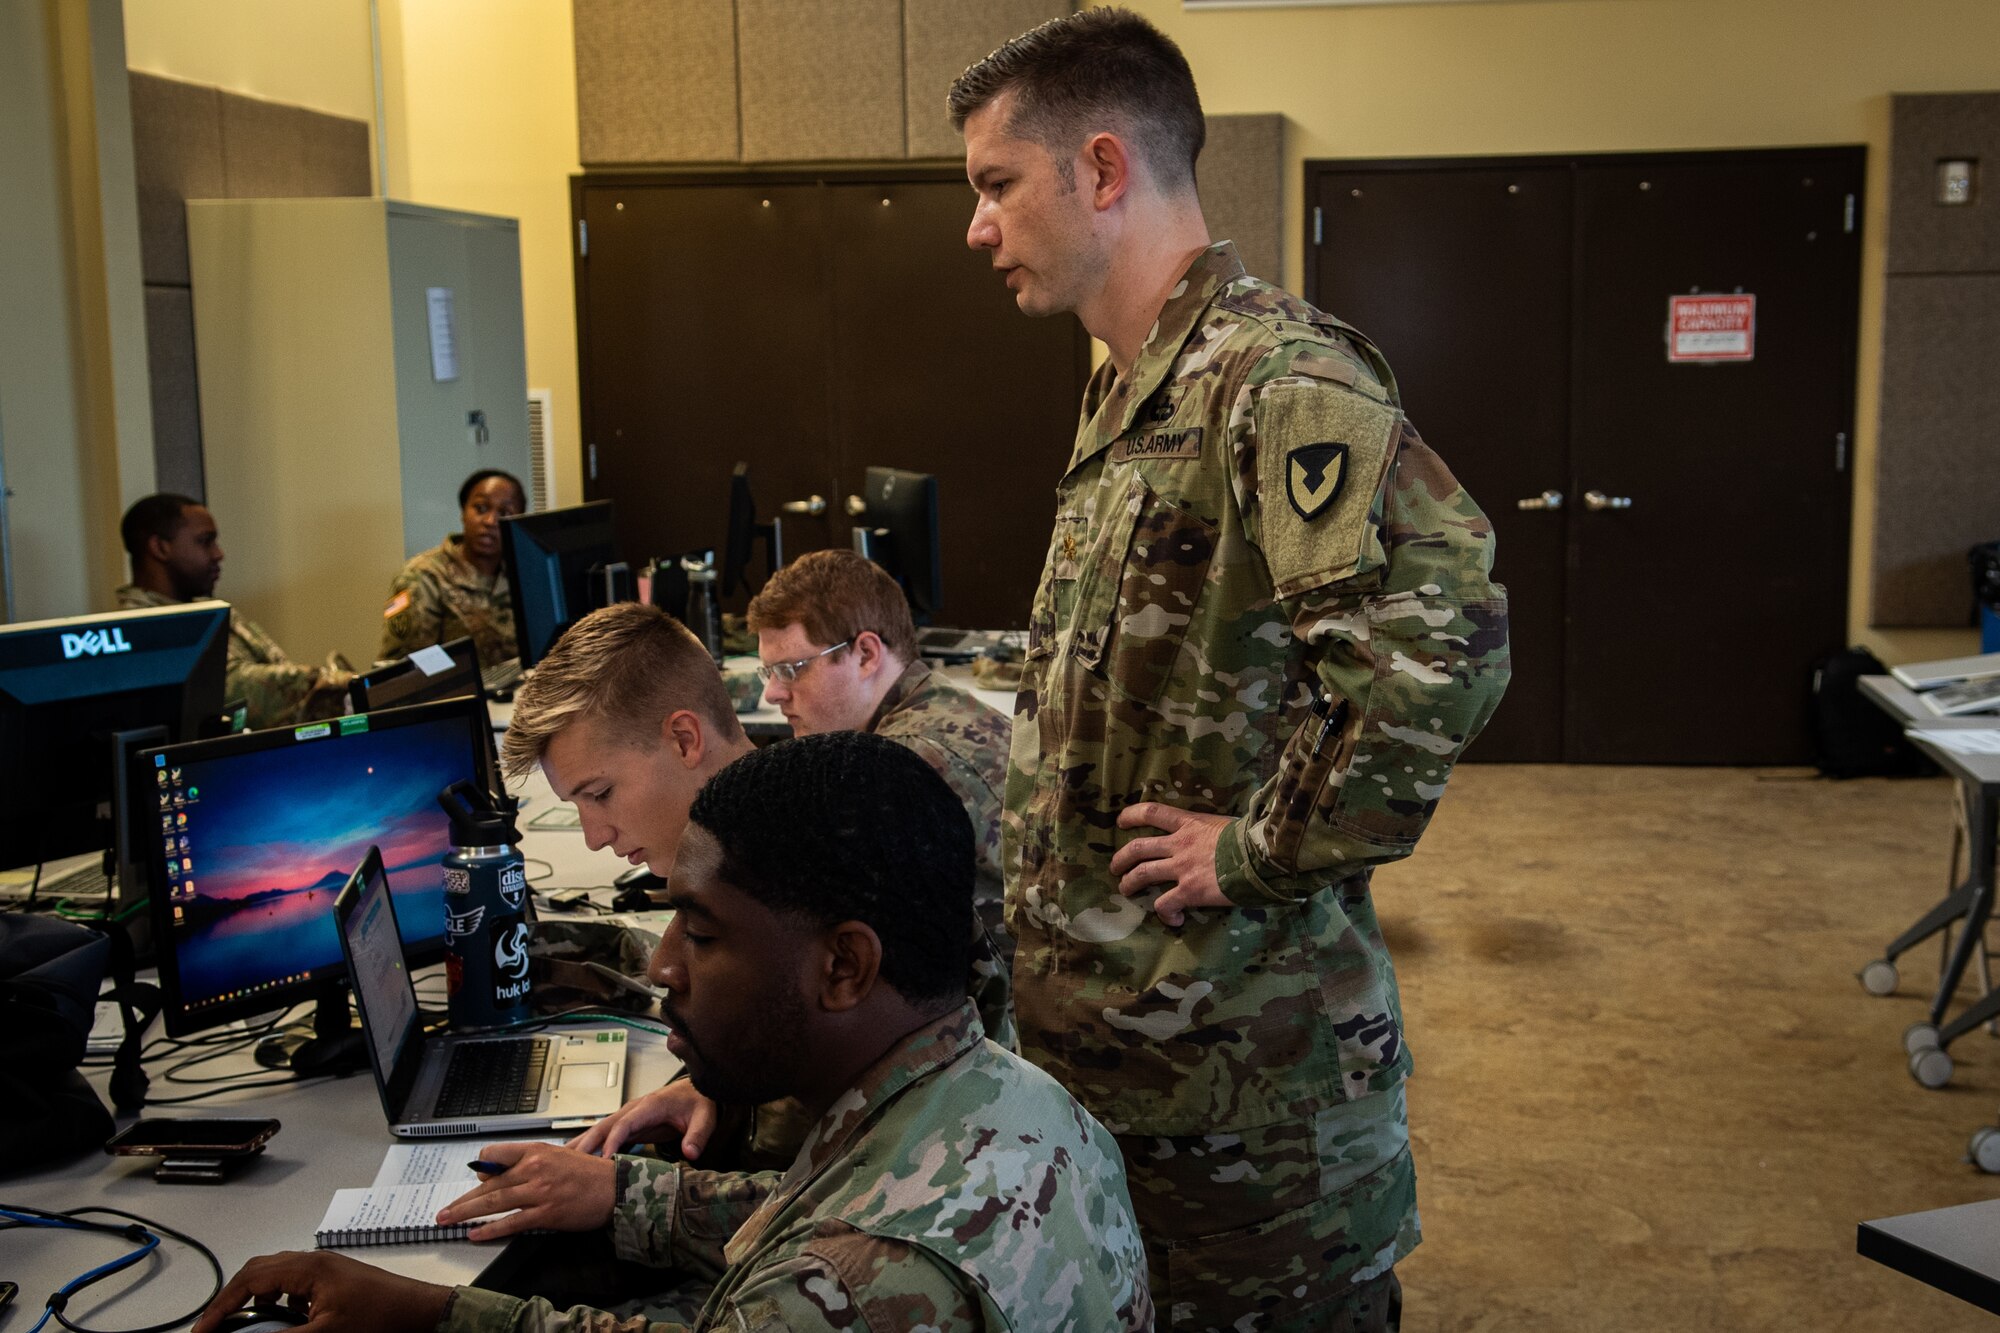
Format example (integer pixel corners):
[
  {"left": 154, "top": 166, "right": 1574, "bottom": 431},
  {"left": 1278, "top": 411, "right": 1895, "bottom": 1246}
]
[{"left": 1111, "top": 804, "right": 1233, "bottom": 926}]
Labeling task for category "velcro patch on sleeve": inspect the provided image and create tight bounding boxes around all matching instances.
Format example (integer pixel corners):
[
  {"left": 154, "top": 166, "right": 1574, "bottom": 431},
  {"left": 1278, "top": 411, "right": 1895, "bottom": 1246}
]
[
  {"left": 1255, "top": 379, "right": 1400, "bottom": 596},
  {"left": 382, "top": 590, "right": 412, "bottom": 620}
]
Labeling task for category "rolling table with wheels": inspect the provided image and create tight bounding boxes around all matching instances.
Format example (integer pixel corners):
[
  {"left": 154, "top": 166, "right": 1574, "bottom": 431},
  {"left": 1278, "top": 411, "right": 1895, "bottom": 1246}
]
[{"left": 1855, "top": 676, "right": 2000, "bottom": 1089}]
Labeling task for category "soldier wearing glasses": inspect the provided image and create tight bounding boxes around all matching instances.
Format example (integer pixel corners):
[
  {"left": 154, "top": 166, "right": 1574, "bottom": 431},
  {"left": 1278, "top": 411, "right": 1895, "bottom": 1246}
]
[{"left": 748, "top": 549, "right": 1013, "bottom": 974}]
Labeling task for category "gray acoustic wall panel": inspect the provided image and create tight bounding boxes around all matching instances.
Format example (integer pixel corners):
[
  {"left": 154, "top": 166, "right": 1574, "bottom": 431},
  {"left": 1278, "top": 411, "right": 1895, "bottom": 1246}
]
[
  {"left": 1887, "top": 92, "right": 2000, "bottom": 275},
  {"left": 575, "top": 0, "right": 739, "bottom": 165},
  {"left": 739, "top": 0, "right": 903, "bottom": 161},
  {"left": 903, "top": 0, "right": 1069, "bottom": 160},
  {"left": 144, "top": 286, "right": 205, "bottom": 498},
  {"left": 129, "top": 73, "right": 223, "bottom": 287},
  {"left": 1201, "top": 114, "right": 1285, "bottom": 286},
  {"left": 1870, "top": 272, "right": 2000, "bottom": 626},
  {"left": 217, "top": 93, "right": 371, "bottom": 199}
]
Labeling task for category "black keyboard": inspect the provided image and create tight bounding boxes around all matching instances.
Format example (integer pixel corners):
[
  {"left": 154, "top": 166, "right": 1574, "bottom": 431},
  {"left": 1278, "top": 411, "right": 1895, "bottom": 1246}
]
[{"left": 434, "top": 1038, "right": 549, "bottom": 1118}]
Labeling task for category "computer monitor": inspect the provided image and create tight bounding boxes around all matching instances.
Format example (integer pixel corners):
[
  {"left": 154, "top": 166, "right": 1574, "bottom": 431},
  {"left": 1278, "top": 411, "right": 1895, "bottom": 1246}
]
[
  {"left": 501, "top": 501, "right": 625, "bottom": 667},
  {"left": 350, "top": 637, "right": 500, "bottom": 792},
  {"left": 0, "top": 602, "right": 230, "bottom": 884},
  {"left": 142, "top": 696, "right": 492, "bottom": 1064},
  {"left": 851, "top": 466, "right": 942, "bottom": 624},
  {"left": 720, "top": 463, "right": 783, "bottom": 599}
]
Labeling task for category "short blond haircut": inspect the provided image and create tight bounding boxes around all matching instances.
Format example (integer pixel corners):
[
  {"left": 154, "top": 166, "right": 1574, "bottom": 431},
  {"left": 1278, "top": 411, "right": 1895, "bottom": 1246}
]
[
  {"left": 500, "top": 602, "right": 744, "bottom": 779},
  {"left": 745, "top": 549, "right": 918, "bottom": 664}
]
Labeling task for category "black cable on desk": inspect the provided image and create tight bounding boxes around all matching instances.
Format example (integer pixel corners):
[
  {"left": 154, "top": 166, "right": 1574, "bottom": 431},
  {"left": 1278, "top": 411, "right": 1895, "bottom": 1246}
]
[{"left": 0, "top": 1203, "right": 223, "bottom": 1333}]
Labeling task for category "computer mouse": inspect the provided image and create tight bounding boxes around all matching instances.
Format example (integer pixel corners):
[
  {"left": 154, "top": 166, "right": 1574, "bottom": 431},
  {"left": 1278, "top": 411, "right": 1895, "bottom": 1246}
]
[
  {"left": 612, "top": 865, "right": 667, "bottom": 911},
  {"left": 212, "top": 1307, "right": 307, "bottom": 1331}
]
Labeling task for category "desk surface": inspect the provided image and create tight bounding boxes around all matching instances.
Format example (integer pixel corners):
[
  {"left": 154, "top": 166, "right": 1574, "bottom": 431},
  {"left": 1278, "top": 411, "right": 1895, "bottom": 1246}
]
[
  {"left": 1858, "top": 674, "right": 2000, "bottom": 786},
  {"left": 3, "top": 784, "right": 673, "bottom": 1328},
  {"left": 1859, "top": 1196, "right": 2000, "bottom": 1316}
]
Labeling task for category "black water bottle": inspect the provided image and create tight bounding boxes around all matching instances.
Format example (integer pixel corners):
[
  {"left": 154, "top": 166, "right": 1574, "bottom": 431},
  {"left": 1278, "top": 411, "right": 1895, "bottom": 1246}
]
[{"left": 438, "top": 780, "right": 531, "bottom": 1031}]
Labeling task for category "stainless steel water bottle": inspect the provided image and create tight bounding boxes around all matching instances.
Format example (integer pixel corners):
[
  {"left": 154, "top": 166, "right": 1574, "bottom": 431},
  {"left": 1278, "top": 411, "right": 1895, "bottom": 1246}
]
[
  {"left": 682, "top": 552, "right": 723, "bottom": 664},
  {"left": 438, "top": 780, "right": 532, "bottom": 1031}
]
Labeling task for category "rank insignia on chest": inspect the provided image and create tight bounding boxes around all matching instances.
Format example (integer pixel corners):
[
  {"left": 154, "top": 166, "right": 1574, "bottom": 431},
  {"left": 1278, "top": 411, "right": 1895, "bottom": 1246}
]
[{"left": 1286, "top": 442, "right": 1349, "bottom": 520}]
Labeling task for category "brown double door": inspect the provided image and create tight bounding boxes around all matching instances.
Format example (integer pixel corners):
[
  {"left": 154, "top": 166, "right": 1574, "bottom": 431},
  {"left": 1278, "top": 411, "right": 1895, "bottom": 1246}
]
[
  {"left": 1308, "top": 148, "right": 1863, "bottom": 763},
  {"left": 571, "top": 172, "right": 1091, "bottom": 629}
]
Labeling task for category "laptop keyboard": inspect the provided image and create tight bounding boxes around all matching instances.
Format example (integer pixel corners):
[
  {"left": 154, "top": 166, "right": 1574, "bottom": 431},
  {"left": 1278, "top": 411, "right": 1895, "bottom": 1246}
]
[
  {"left": 434, "top": 1037, "right": 550, "bottom": 1118},
  {"left": 482, "top": 659, "right": 524, "bottom": 695}
]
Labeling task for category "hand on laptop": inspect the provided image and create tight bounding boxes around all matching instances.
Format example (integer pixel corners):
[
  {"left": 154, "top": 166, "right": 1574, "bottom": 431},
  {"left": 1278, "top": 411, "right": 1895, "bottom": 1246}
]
[
  {"left": 568, "top": 1079, "right": 718, "bottom": 1162},
  {"left": 435, "top": 1141, "right": 615, "bottom": 1240}
]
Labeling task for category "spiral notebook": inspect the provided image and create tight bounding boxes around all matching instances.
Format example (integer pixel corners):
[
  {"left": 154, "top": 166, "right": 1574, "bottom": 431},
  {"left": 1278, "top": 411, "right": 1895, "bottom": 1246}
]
[{"left": 314, "top": 1137, "right": 560, "bottom": 1248}]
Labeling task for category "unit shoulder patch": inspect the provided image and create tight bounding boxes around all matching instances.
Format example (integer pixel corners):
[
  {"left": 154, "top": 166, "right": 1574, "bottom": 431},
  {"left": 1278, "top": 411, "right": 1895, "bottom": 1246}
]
[
  {"left": 1254, "top": 378, "right": 1401, "bottom": 596},
  {"left": 1285, "top": 442, "right": 1348, "bottom": 520}
]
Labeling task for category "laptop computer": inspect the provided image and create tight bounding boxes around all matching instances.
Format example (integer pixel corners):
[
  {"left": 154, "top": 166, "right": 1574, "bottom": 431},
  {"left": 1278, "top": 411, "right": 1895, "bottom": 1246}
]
[{"left": 336, "top": 844, "right": 627, "bottom": 1138}]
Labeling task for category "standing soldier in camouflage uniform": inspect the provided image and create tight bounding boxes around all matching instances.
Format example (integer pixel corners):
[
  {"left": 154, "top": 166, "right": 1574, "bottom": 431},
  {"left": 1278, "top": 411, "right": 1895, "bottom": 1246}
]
[
  {"left": 952, "top": 11, "right": 1511, "bottom": 1329},
  {"left": 380, "top": 469, "right": 526, "bottom": 669},
  {"left": 195, "top": 734, "right": 1153, "bottom": 1333},
  {"left": 116, "top": 493, "right": 353, "bottom": 729},
  {"left": 747, "top": 549, "right": 1014, "bottom": 969}
]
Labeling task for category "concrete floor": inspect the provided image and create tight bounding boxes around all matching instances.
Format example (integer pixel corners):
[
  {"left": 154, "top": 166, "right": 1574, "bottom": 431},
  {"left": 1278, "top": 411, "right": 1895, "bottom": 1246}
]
[{"left": 1380, "top": 764, "right": 2000, "bottom": 1331}]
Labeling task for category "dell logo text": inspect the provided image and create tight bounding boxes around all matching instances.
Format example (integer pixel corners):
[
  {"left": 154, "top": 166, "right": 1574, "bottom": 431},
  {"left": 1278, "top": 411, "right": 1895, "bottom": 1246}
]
[{"left": 61, "top": 628, "right": 134, "bottom": 660}]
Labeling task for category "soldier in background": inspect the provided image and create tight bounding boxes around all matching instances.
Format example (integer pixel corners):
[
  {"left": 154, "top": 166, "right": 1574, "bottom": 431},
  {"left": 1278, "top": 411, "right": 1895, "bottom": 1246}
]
[
  {"left": 116, "top": 493, "right": 352, "bottom": 729},
  {"left": 379, "top": 468, "right": 526, "bottom": 669},
  {"left": 195, "top": 733, "right": 1153, "bottom": 1333},
  {"left": 952, "top": 10, "right": 1512, "bottom": 1329},
  {"left": 746, "top": 548, "right": 1014, "bottom": 969}
]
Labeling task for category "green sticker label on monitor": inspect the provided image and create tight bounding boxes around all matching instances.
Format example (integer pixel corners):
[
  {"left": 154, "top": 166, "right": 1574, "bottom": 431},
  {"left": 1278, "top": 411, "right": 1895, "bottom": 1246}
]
[
  {"left": 339, "top": 715, "right": 371, "bottom": 736},
  {"left": 294, "top": 723, "right": 332, "bottom": 741}
]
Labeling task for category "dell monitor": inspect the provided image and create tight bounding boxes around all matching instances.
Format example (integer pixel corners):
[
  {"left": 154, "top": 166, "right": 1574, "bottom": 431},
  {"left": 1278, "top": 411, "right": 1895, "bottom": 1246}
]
[
  {"left": 0, "top": 602, "right": 230, "bottom": 891},
  {"left": 851, "top": 466, "right": 942, "bottom": 624},
  {"left": 142, "top": 696, "right": 493, "bottom": 1071},
  {"left": 501, "top": 501, "right": 626, "bottom": 667}
]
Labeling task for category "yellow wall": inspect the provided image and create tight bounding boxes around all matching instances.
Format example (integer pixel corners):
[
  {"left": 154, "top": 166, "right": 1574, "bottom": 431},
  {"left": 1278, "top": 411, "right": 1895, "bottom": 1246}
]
[
  {"left": 1113, "top": 0, "right": 2000, "bottom": 662},
  {"left": 379, "top": 0, "right": 585, "bottom": 510},
  {"left": 122, "top": 0, "right": 376, "bottom": 124}
]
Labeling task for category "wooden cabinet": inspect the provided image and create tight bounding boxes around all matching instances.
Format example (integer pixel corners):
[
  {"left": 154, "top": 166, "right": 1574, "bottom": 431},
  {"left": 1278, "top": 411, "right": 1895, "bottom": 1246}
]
[{"left": 186, "top": 199, "right": 531, "bottom": 666}]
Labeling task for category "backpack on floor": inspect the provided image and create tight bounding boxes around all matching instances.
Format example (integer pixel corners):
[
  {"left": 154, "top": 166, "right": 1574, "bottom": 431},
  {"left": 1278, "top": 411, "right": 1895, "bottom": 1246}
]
[{"left": 1811, "top": 647, "right": 1937, "bottom": 779}]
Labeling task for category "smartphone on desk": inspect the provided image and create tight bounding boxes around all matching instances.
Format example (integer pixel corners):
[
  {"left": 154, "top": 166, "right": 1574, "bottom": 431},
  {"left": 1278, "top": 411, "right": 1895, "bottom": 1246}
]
[{"left": 104, "top": 1117, "right": 281, "bottom": 1157}]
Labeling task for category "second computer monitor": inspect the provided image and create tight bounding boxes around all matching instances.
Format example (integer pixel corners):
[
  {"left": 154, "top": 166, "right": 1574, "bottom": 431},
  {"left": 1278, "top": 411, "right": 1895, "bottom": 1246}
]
[
  {"left": 501, "top": 501, "right": 621, "bottom": 666},
  {"left": 142, "top": 696, "right": 491, "bottom": 1038},
  {"left": 0, "top": 601, "right": 230, "bottom": 876},
  {"left": 853, "top": 466, "right": 942, "bottom": 624}
]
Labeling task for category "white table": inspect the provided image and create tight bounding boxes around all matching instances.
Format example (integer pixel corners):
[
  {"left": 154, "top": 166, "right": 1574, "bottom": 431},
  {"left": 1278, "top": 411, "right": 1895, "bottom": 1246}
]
[{"left": 1, "top": 753, "right": 672, "bottom": 1327}]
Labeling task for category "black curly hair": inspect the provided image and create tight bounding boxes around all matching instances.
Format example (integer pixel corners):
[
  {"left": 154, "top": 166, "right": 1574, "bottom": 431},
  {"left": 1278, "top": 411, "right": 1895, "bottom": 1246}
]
[
  {"left": 688, "top": 731, "right": 973, "bottom": 1005},
  {"left": 458, "top": 468, "right": 527, "bottom": 509}
]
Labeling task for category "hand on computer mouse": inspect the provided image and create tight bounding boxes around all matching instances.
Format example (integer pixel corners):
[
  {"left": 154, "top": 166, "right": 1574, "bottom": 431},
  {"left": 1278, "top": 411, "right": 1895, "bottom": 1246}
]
[{"left": 194, "top": 1252, "right": 450, "bottom": 1333}]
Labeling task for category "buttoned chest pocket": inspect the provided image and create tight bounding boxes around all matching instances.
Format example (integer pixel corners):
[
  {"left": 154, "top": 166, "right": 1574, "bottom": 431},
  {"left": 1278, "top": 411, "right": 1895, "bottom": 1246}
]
[{"left": 1089, "top": 477, "right": 1219, "bottom": 707}]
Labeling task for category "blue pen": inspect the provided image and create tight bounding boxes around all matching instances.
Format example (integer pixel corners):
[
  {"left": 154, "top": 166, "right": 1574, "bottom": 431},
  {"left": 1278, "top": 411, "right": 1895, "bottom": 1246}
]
[{"left": 467, "top": 1159, "right": 506, "bottom": 1176}]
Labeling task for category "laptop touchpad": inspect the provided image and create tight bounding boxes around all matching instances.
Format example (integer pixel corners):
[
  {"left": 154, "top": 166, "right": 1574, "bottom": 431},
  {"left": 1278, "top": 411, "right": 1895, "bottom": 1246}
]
[{"left": 558, "top": 1062, "right": 612, "bottom": 1089}]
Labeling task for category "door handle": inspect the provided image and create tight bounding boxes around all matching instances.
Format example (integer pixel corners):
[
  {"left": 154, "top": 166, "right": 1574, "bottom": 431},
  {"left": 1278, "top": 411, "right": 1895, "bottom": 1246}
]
[
  {"left": 844, "top": 494, "right": 868, "bottom": 518},
  {"left": 1516, "top": 490, "right": 1564, "bottom": 511},
  {"left": 781, "top": 495, "right": 827, "bottom": 517},
  {"left": 1583, "top": 490, "right": 1632, "bottom": 511}
]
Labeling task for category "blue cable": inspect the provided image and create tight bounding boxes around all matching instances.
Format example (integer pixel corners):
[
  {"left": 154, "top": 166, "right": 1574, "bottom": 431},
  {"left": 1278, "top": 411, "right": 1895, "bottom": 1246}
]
[{"left": 0, "top": 1208, "right": 160, "bottom": 1333}]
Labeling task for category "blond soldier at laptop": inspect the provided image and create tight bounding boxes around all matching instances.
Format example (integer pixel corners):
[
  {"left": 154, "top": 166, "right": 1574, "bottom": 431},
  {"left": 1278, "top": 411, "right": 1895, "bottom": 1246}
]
[{"left": 116, "top": 493, "right": 352, "bottom": 729}]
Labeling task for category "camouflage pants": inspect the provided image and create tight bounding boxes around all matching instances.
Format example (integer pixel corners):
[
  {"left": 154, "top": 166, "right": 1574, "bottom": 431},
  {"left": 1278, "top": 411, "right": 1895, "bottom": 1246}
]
[{"left": 1121, "top": 1087, "right": 1417, "bottom": 1332}]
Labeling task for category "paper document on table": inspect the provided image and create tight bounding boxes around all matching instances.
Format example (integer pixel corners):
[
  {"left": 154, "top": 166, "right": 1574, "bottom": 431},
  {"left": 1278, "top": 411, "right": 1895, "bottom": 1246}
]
[
  {"left": 528, "top": 804, "right": 582, "bottom": 830},
  {"left": 1909, "top": 729, "right": 2000, "bottom": 755},
  {"left": 369, "top": 1136, "right": 564, "bottom": 1190},
  {"left": 314, "top": 1183, "right": 507, "bottom": 1248}
]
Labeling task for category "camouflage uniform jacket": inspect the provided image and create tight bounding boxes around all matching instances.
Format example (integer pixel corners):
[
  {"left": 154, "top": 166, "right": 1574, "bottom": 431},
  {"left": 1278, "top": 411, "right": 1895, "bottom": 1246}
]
[
  {"left": 380, "top": 535, "right": 517, "bottom": 669},
  {"left": 440, "top": 1002, "right": 1153, "bottom": 1332},
  {"left": 1005, "top": 242, "right": 1511, "bottom": 1137},
  {"left": 113, "top": 584, "right": 351, "bottom": 729},
  {"left": 869, "top": 660, "right": 1016, "bottom": 1048}
]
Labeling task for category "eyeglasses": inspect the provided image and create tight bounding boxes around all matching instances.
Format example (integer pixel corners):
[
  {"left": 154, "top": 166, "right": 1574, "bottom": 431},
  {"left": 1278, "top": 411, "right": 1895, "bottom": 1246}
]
[{"left": 756, "top": 640, "right": 851, "bottom": 684}]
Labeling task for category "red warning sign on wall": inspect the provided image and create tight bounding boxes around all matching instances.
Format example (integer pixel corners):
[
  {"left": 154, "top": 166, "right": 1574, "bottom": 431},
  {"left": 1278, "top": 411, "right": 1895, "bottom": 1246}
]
[{"left": 1667, "top": 294, "right": 1756, "bottom": 362}]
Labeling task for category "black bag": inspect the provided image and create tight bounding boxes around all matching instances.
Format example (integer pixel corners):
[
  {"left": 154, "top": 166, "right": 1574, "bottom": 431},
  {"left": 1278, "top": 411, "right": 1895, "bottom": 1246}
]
[
  {"left": 0, "top": 914, "right": 116, "bottom": 1177},
  {"left": 1811, "top": 647, "right": 1937, "bottom": 779}
]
